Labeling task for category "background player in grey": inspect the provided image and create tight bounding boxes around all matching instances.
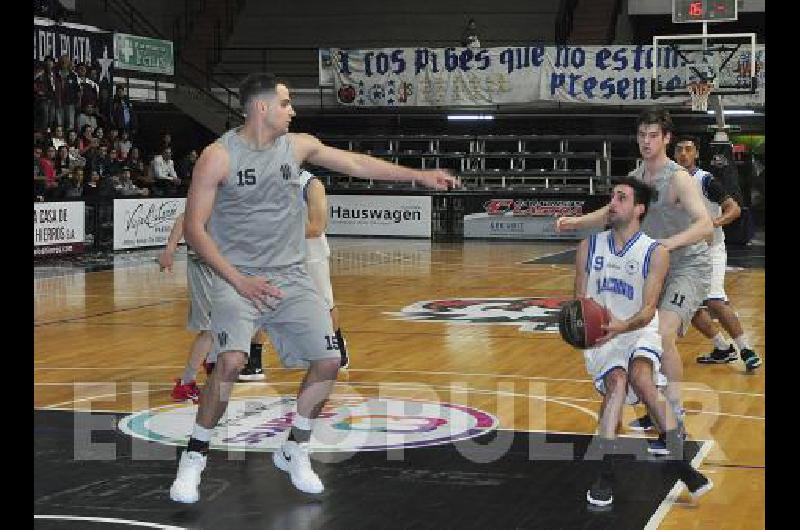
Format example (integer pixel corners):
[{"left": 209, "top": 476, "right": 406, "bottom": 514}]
[
  {"left": 673, "top": 136, "right": 762, "bottom": 371},
  {"left": 574, "top": 177, "right": 711, "bottom": 507},
  {"left": 556, "top": 108, "right": 713, "bottom": 447},
  {"left": 170, "top": 73, "right": 458, "bottom": 503},
  {"left": 158, "top": 213, "right": 268, "bottom": 402}
]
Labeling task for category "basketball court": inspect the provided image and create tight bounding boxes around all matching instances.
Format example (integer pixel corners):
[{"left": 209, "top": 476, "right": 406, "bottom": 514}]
[{"left": 34, "top": 238, "right": 764, "bottom": 528}]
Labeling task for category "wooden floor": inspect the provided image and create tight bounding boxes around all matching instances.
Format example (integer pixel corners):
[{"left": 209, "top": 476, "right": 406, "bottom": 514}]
[{"left": 34, "top": 238, "right": 765, "bottom": 529}]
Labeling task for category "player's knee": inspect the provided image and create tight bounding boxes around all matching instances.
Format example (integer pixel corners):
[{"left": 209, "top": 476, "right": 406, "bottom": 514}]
[
  {"left": 311, "top": 358, "right": 340, "bottom": 379},
  {"left": 628, "top": 359, "right": 652, "bottom": 391},
  {"left": 217, "top": 351, "right": 247, "bottom": 379},
  {"left": 605, "top": 368, "right": 627, "bottom": 395},
  {"left": 706, "top": 299, "right": 725, "bottom": 314}
]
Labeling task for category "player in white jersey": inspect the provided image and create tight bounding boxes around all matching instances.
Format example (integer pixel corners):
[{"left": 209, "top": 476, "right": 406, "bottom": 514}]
[
  {"left": 674, "top": 136, "right": 762, "bottom": 371},
  {"left": 300, "top": 170, "right": 350, "bottom": 368},
  {"left": 158, "top": 213, "right": 268, "bottom": 402},
  {"left": 170, "top": 73, "right": 458, "bottom": 504},
  {"left": 557, "top": 108, "right": 714, "bottom": 444},
  {"left": 575, "top": 177, "right": 711, "bottom": 506}
]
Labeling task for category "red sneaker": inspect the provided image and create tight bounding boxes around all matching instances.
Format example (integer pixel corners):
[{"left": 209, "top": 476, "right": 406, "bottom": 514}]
[{"left": 171, "top": 378, "right": 200, "bottom": 404}]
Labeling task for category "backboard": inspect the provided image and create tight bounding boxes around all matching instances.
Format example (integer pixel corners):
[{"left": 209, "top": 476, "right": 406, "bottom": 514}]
[{"left": 651, "top": 32, "right": 759, "bottom": 98}]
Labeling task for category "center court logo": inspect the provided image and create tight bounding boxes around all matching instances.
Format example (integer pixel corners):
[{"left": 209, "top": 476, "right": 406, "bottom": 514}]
[
  {"left": 386, "top": 297, "right": 570, "bottom": 332},
  {"left": 118, "top": 396, "right": 497, "bottom": 452}
]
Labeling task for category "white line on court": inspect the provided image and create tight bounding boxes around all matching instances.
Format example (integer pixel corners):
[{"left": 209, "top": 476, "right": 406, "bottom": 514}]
[
  {"left": 33, "top": 515, "right": 186, "bottom": 529},
  {"left": 644, "top": 440, "right": 716, "bottom": 530}
]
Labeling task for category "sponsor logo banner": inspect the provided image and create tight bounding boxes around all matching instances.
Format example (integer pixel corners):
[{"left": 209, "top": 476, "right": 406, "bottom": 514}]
[
  {"left": 118, "top": 396, "right": 497, "bottom": 452},
  {"left": 33, "top": 19, "right": 114, "bottom": 83},
  {"left": 328, "top": 195, "right": 431, "bottom": 237},
  {"left": 113, "top": 198, "right": 185, "bottom": 250},
  {"left": 34, "top": 202, "right": 85, "bottom": 256},
  {"left": 464, "top": 199, "right": 593, "bottom": 240},
  {"left": 386, "top": 297, "right": 571, "bottom": 332}
]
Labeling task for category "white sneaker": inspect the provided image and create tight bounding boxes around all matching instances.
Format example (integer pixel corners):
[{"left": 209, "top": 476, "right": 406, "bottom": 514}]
[
  {"left": 272, "top": 440, "right": 324, "bottom": 494},
  {"left": 169, "top": 450, "right": 207, "bottom": 503}
]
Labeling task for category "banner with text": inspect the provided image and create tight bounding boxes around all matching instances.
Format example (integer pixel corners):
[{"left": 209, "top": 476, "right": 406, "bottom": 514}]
[
  {"left": 113, "top": 198, "right": 185, "bottom": 250},
  {"left": 34, "top": 201, "right": 85, "bottom": 256},
  {"left": 34, "top": 19, "right": 114, "bottom": 83},
  {"left": 332, "top": 45, "right": 764, "bottom": 107},
  {"left": 328, "top": 195, "right": 432, "bottom": 237},
  {"left": 463, "top": 198, "right": 594, "bottom": 240}
]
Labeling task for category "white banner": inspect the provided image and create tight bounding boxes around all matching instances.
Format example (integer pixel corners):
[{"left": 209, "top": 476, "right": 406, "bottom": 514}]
[
  {"left": 34, "top": 201, "right": 85, "bottom": 255},
  {"left": 333, "top": 44, "right": 764, "bottom": 107},
  {"left": 463, "top": 199, "right": 593, "bottom": 240},
  {"left": 327, "top": 195, "right": 431, "bottom": 237},
  {"left": 113, "top": 198, "right": 185, "bottom": 249}
]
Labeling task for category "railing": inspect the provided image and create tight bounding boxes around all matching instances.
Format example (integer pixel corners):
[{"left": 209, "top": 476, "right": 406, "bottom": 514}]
[{"left": 105, "top": 0, "right": 244, "bottom": 124}]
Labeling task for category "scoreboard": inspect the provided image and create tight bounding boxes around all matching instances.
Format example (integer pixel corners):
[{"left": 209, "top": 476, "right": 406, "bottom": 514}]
[{"left": 673, "top": 0, "right": 738, "bottom": 23}]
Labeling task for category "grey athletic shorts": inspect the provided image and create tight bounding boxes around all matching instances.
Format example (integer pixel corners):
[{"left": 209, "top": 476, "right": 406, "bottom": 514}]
[
  {"left": 208, "top": 263, "right": 338, "bottom": 368},
  {"left": 306, "top": 258, "right": 334, "bottom": 311},
  {"left": 186, "top": 256, "right": 213, "bottom": 332},
  {"left": 658, "top": 246, "right": 711, "bottom": 336}
]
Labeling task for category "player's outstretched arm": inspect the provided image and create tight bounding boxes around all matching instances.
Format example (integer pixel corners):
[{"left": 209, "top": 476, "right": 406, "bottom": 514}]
[
  {"left": 556, "top": 204, "right": 610, "bottom": 233},
  {"left": 291, "top": 133, "right": 460, "bottom": 190}
]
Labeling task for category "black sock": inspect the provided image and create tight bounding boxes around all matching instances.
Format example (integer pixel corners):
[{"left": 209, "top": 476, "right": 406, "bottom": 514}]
[
  {"left": 248, "top": 343, "right": 263, "bottom": 368},
  {"left": 288, "top": 427, "right": 311, "bottom": 444},
  {"left": 596, "top": 437, "right": 616, "bottom": 480},
  {"left": 187, "top": 437, "right": 210, "bottom": 456}
]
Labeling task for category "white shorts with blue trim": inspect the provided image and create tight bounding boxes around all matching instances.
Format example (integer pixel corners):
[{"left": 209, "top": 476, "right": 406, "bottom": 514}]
[
  {"left": 584, "top": 326, "right": 666, "bottom": 405},
  {"left": 705, "top": 241, "right": 728, "bottom": 303}
]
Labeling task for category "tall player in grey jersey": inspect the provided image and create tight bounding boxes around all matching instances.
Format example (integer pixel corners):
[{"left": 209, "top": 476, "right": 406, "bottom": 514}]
[
  {"left": 169, "top": 73, "right": 458, "bottom": 503},
  {"left": 556, "top": 108, "right": 713, "bottom": 442}
]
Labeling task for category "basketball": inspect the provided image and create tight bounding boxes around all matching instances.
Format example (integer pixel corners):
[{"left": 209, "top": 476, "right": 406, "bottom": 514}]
[{"left": 558, "top": 297, "right": 611, "bottom": 349}]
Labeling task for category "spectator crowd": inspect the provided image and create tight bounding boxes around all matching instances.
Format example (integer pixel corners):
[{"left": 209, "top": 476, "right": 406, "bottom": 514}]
[{"left": 34, "top": 55, "right": 200, "bottom": 202}]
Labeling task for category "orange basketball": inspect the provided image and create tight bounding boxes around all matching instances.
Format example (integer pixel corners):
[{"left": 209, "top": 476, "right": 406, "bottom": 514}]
[{"left": 558, "top": 297, "right": 611, "bottom": 349}]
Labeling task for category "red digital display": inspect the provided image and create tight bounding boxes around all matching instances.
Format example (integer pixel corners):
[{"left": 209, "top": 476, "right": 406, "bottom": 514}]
[{"left": 689, "top": 1, "right": 703, "bottom": 16}]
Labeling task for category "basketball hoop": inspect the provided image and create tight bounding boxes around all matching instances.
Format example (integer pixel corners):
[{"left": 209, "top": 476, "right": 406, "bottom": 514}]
[{"left": 688, "top": 81, "right": 714, "bottom": 112}]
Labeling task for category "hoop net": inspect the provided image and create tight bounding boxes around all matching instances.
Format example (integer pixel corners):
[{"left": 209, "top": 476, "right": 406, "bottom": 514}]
[{"left": 688, "top": 81, "right": 714, "bottom": 112}]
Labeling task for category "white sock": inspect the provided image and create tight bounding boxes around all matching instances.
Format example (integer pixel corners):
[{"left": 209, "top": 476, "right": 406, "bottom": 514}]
[
  {"left": 292, "top": 413, "right": 313, "bottom": 431},
  {"left": 181, "top": 366, "right": 195, "bottom": 385},
  {"left": 712, "top": 333, "right": 730, "bottom": 351},
  {"left": 734, "top": 334, "right": 752, "bottom": 351},
  {"left": 192, "top": 423, "right": 213, "bottom": 442}
]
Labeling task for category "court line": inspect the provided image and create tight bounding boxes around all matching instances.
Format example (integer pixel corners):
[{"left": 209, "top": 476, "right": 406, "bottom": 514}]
[
  {"left": 33, "top": 515, "right": 186, "bottom": 529},
  {"left": 34, "top": 301, "right": 177, "bottom": 327},
  {"left": 32, "top": 365, "right": 764, "bottom": 397},
  {"left": 644, "top": 440, "right": 716, "bottom": 530}
]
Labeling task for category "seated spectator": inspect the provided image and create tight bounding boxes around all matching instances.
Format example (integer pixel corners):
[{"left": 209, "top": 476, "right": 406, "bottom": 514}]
[
  {"left": 68, "top": 145, "right": 86, "bottom": 169},
  {"left": 127, "top": 146, "right": 151, "bottom": 190},
  {"left": 66, "top": 129, "right": 79, "bottom": 150},
  {"left": 114, "top": 168, "right": 149, "bottom": 197},
  {"left": 107, "top": 128, "right": 119, "bottom": 150},
  {"left": 109, "top": 147, "right": 129, "bottom": 176},
  {"left": 177, "top": 149, "right": 198, "bottom": 194},
  {"left": 150, "top": 146, "right": 180, "bottom": 196},
  {"left": 78, "top": 124, "right": 94, "bottom": 154},
  {"left": 77, "top": 104, "right": 98, "bottom": 132},
  {"left": 50, "top": 125, "right": 66, "bottom": 149},
  {"left": 94, "top": 126, "right": 105, "bottom": 146},
  {"left": 59, "top": 166, "right": 85, "bottom": 199},
  {"left": 116, "top": 129, "right": 132, "bottom": 154},
  {"left": 34, "top": 147, "right": 48, "bottom": 201},
  {"left": 82, "top": 168, "right": 101, "bottom": 198},
  {"left": 55, "top": 145, "right": 72, "bottom": 177},
  {"left": 39, "top": 145, "right": 58, "bottom": 188},
  {"left": 159, "top": 132, "right": 172, "bottom": 153},
  {"left": 89, "top": 144, "right": 113, "bottom": 179}
]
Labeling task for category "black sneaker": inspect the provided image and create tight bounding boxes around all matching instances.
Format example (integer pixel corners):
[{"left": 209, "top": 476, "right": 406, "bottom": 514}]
[
  {"left": 647, "top": 434, "right": 670, "bottom": 456},
  {"left": 696, "top": 345, "right": 737, "bottom": 364},
  {"left": 586, "top": 474, "right": 613, "bottom": 506},
  {"left": 679, "top": 464, "right": 713, "bottom": 501},
  {"left": 628, "top": 414, "right": 655, "bottom": 431},
  {"left": 740, "top": 348, "right": 762, "bottom": 371},
  {"left": 238, "top": 364, "right": 265, "bottom": 381}
]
